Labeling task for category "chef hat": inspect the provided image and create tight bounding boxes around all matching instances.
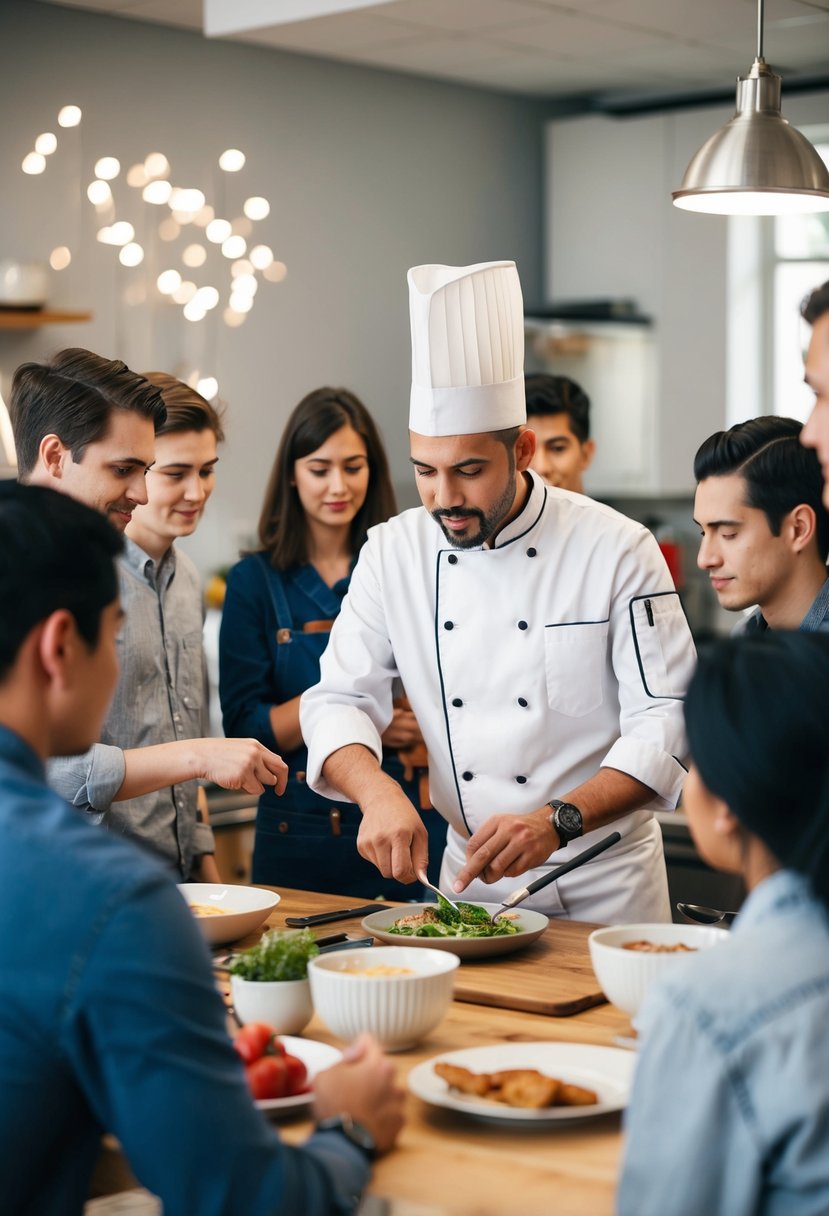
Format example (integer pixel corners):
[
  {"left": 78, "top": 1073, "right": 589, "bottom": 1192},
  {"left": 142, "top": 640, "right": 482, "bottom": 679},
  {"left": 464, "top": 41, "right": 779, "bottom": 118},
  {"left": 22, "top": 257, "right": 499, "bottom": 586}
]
[{"left": 408, "top": 260, "right": 526, "bottom": 437}]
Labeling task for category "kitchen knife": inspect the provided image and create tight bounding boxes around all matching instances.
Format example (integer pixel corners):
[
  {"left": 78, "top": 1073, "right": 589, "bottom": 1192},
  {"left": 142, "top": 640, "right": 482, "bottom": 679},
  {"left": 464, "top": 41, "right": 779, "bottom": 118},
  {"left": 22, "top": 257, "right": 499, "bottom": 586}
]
[{"left": 285, "top": 903, "right": 391, "bottom": 927}]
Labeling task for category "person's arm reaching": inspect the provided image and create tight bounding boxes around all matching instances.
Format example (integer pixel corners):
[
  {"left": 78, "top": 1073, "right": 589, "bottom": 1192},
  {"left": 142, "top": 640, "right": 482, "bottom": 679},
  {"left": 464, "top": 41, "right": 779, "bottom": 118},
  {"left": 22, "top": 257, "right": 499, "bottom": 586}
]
[{"left": 48, "top": 737, "right": 287, "bottom": 817}]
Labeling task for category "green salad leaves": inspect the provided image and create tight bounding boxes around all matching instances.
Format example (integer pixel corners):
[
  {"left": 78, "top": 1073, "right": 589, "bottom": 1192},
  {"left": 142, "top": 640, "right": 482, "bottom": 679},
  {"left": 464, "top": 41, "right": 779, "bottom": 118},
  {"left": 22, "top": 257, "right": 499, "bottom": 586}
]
[
  {"left": 387, "top": 899, "right": 520, "bottom": 939},
  {"left": 227, "top": 927, "right": 320, "bottom": 981}
]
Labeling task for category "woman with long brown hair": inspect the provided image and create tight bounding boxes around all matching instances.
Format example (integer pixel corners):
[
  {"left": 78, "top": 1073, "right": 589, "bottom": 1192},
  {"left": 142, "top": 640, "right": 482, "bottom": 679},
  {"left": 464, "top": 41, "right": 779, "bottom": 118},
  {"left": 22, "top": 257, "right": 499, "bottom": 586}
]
[{"left": 219, "top": 387, "right": 444, "bottom": 896}]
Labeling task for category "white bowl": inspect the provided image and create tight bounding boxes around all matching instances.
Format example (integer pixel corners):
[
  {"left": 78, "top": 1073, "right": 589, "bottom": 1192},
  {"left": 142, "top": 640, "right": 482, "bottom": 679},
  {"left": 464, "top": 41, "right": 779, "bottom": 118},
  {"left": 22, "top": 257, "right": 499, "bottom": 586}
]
[
  {"left": 230, "top": 975, "right": 313, "bottom": 1035},
  {"left": 178, "top": 883, "right": 280, "bottom": 946},
  {"left": 308, "top": 946, "right": 459, "bottom": 1051},
  {"left": 588, "top": 922, "right": 726, "bottom": 1017},
  {"left": 0, "top": 260, "right": 48, "bottom": 307}
]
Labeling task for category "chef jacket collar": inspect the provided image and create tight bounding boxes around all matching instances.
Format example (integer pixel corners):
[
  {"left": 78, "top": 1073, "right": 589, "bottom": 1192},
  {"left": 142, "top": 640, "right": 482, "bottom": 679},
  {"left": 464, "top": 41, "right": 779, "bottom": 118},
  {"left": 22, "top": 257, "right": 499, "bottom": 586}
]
[{"left": 486, "top": 468, "right": 547, "bottom": 550}]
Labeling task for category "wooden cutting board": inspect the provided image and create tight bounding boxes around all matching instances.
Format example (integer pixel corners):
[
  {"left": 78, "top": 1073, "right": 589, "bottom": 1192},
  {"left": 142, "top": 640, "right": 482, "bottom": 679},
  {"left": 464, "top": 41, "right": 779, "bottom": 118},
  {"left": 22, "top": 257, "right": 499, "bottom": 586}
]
[
  {"left": 264, "top": 888, "right": 607, "bottom": 1018},
  {"left": 452, "top": 918, "right": 608, "bottom": 1017}
]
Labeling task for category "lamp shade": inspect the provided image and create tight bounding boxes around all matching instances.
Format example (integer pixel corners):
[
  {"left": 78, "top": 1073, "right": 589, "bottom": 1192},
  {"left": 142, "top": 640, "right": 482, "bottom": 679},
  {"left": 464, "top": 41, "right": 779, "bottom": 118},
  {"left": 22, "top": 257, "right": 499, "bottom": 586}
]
[{"left": 673, "top": 60, "right": 829, "bottom": 216}]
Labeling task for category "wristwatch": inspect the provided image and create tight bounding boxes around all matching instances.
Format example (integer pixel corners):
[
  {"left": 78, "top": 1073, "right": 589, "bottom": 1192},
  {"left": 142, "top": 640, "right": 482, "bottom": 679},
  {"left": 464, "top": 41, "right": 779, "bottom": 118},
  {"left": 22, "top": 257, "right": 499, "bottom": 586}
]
[
  {"left": 317, "top": 1112, "right": 377, "bottom": 1160},
  {"left": 548, "top": 799, "right": 584, "bottom": 846}
]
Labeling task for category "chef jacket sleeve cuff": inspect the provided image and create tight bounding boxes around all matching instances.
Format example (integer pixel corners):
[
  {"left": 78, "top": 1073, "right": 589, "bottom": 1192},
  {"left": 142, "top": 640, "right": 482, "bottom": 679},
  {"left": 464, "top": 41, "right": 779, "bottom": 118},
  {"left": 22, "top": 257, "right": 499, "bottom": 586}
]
[
  {"left": 303, "top": 705, "right": 384, "bottom": 799},
  {"left": 302, "top": 1130, "right": 371, "bottom": 1215},
  {"left": 601, "top": 737, "right": 687, "bottom": 810},
  {"left": 46, "top": 744, "right": 127, "bottom": 815}
]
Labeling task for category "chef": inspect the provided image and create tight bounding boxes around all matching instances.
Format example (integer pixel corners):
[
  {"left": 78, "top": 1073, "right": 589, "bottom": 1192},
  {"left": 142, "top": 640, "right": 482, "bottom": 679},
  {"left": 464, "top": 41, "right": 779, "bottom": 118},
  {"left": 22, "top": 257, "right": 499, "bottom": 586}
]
[{"left": 301, "top": 260, "right": 696, "bottom": 923}]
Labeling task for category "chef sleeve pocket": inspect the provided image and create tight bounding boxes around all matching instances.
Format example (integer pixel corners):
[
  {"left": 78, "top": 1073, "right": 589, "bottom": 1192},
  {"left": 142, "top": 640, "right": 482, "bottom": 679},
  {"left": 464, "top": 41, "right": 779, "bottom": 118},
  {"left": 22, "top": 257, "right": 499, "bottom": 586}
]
[
  {"left": 630, "top": 592, "right": 691, "bottom": 699},
  {"left": 544, "top": 619, "right": 609, "bottom": 717}
]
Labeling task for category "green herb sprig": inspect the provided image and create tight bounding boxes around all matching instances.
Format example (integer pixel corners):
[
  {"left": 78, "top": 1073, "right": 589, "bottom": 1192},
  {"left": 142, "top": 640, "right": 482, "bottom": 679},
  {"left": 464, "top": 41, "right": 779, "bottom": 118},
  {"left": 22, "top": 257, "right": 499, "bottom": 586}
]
[{"left": 228, "top": 927, "right": 320, "bottom": 982}]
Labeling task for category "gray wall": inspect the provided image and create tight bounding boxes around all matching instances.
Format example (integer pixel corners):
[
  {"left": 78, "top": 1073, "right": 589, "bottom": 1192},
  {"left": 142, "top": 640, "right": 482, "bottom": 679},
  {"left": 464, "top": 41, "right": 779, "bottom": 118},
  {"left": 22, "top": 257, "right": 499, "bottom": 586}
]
[{"left": 0, "top": 0, "right": 558, "bottom": 572}]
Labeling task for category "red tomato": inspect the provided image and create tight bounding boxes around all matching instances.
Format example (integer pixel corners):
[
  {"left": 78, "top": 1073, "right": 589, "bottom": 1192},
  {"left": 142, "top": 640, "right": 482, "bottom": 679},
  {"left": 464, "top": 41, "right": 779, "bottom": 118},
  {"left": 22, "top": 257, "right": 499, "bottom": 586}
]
[
  {"left": 233, "top": 1022, "right": 276, "bottom": 1065},
  {"left": 283, "top": 1053, "right": 308, "bottom": 1096},
  {"left": 246, "top": 1055, "right": 289, "bottom": 1100}
]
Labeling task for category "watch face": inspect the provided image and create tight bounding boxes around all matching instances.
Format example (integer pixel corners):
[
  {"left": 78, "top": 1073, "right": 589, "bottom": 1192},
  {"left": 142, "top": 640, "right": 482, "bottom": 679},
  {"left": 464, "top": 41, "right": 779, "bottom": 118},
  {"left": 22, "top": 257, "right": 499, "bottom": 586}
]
[{"left": 555, "top": 803, "right": 582, "bottom": 836}]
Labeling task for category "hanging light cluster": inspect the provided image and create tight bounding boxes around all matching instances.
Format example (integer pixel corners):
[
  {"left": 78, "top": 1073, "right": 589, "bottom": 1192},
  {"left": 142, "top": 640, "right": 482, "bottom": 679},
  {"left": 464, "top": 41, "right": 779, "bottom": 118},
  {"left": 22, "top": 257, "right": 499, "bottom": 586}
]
[{"left": 18, "top": 107, "right": 287, "bottom": 357}]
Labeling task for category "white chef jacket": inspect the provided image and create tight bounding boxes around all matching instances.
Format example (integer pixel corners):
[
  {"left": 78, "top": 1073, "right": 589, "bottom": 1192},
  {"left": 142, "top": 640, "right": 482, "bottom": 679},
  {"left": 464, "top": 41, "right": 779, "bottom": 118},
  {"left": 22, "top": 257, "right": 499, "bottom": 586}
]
[{"left": 301, "top": 471, "right": 696, "bottom": 923}]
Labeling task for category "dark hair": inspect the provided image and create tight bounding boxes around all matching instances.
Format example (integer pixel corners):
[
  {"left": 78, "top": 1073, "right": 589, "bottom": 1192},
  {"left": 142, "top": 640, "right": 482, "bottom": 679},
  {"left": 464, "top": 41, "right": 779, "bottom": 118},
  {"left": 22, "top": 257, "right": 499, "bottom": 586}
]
[
  {"left": 524, "top": 373, "right": 591, "bottom": 442},
  {"left": 10, "top": 348, "right": 166, "bottom": 479},
  {"left": 141, "top": 372, "right": 225, "bottom": 442},
  {"left": 802, "top": 280, "right": 829, "bottom": 326},
  {"left": 0, "top": 481, "right": 122, "bottom": 680},
  {"left": 257, "top": 387, "right": 397, "bottom": 569},
  {"left": 694, "top": 416, "right": 829, "bottom": 561},
  {"left": 685, "top": 631, "right": 829, "bottom": 911}
]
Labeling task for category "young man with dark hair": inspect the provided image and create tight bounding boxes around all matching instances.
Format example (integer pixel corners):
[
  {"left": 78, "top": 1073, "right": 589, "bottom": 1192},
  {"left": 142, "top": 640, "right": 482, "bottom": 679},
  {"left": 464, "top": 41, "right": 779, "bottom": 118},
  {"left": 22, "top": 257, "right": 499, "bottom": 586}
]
[
  {"left": 801, "top": 280, "right": 829, "bottom": 507},
  {"left": 524, "top": 372, "right": 595, "bottom": 493},
  {"left": 10, "top": 346, "right": 166, "bottom": 530},
  {"left": 0, "top": 480, "right": 404, "bottom": 1216},
  {"left": 694, "top": 416, "right": 829, "bottom": 632},
  {"left": 10, "top": 348, "right": 289, "bottom": 875}
]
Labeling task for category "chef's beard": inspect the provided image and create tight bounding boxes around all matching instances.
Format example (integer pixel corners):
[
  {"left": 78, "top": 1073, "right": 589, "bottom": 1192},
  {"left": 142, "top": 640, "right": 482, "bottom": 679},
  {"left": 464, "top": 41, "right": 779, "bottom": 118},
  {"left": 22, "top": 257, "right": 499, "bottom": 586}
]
[{"left": 431, "top": 469, "right": 517, "bottom": 550}]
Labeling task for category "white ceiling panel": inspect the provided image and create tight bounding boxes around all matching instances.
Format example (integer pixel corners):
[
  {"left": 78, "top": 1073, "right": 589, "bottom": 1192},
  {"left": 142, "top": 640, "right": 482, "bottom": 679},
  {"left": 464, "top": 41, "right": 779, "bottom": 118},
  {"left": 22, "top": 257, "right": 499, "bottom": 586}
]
[{"left": 36, "top": 0, "right": 829, "bottom": 101}]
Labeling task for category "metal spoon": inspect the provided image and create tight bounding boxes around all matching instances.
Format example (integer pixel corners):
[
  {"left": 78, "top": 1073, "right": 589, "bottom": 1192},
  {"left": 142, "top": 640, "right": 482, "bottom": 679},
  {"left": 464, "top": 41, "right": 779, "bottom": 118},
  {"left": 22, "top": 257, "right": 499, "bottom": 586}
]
[
  {"left": 676, "top": 901, "right": 737, "bottom": 927},
  {"left": 416, "top": 869, "right": 463, "bottom": 922}
]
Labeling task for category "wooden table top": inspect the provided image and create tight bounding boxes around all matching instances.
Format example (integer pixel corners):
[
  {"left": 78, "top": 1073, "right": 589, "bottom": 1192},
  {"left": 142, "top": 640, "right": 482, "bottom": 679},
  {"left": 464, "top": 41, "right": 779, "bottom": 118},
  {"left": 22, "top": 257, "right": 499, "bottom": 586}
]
[{"left": 239, "top": 888, "right": 633, "bottom": 1216}]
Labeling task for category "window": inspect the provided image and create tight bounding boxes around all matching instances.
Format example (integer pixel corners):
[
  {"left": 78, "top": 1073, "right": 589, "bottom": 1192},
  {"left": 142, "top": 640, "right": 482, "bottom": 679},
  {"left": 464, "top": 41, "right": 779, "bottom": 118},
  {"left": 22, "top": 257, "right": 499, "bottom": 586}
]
[{"left": 770, "top": 137, "right": 829, "bottom": 421}]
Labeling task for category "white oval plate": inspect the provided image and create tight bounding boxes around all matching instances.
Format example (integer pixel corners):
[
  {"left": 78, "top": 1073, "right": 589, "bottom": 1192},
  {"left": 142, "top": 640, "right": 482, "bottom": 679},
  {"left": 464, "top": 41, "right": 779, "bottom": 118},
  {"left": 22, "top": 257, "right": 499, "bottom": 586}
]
[
  {"left": 408, "top": 1042, "right": 635, "bottom": 1125},
  {"left": 362, "top": 903, "right": 548, "bottom": 959},
  {"left": 255, "top": 1035, "right": 342, "bottom": 1116}
]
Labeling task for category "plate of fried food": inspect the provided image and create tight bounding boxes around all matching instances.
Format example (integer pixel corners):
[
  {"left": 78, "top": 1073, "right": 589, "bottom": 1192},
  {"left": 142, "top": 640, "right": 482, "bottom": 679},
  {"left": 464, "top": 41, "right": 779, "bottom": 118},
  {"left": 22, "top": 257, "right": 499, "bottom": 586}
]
[
  {"left": 408, "top": 1042, "right": 635, "bottom": 1124},
  {"left": 362, "top": 901, "right": 548, "bottom": 959}
]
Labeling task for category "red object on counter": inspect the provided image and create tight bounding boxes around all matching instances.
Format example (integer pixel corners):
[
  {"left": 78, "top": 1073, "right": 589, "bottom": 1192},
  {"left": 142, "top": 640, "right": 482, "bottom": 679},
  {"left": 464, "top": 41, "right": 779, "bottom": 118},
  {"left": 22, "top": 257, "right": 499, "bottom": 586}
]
[{"left": 658, "top": 541, "right": 684, "bottom": 590}]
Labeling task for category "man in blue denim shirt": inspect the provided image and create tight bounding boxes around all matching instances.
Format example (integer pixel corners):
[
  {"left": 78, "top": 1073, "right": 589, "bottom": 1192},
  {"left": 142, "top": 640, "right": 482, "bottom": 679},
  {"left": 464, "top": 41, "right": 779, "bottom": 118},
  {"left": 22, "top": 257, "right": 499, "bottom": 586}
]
[
  {"left": 618, "top": 633, "right": 829, "bottom": 1216},
  {"left": 0, "top": 482, "right": 404, "bottom": 1216}
]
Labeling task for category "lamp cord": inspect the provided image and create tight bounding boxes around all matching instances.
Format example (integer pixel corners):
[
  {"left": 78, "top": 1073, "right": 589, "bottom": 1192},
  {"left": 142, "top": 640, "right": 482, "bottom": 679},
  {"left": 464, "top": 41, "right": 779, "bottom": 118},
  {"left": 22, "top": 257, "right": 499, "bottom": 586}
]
[{"left": 757, "top": 0, "right": 765, "bottom": 61}]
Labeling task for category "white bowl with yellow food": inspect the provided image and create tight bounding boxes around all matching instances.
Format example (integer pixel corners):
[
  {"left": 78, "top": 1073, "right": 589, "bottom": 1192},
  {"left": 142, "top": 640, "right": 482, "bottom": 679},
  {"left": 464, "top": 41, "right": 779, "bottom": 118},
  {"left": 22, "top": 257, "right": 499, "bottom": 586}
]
[
  {"left": 308, "top": 946, "right": 459, "bottom": 1051},
  {"left": 588, "top": 922, "right": 727, "bottom": 1018},
  {"left": 178, "top": 882, "right": 281, "bottom": 946}
]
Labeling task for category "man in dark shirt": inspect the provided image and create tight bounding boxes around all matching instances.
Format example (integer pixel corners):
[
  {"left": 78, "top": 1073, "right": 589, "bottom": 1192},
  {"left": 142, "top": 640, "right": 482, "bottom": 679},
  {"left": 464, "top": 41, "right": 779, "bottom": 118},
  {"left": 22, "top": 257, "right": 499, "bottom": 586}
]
[
  {"left": 0, "top": 481, "right": 404, "bottom": 1216},
  {"left": 693, "top": 416, "right": 829, "bottom": 633}
]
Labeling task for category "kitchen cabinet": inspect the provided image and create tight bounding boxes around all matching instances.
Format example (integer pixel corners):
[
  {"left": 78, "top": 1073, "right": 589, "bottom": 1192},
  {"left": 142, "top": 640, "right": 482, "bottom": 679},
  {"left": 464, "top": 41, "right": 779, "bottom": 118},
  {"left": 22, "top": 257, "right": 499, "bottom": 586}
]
[
  {"left": 213, "top": 814, "right": 256, "bottom": 885},
  {"left": 544, "top": 107, "right": 732, "bottom": 496}
]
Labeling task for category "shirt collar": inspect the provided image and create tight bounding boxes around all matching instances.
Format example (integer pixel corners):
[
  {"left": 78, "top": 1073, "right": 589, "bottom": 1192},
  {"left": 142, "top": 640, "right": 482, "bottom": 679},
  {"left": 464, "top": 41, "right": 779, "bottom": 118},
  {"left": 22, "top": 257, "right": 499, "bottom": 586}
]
[
  {"left": 0, "top": 723, "right": 45, "bottom": 782},
  {"left": 487, "top": 469, "right": 547, "bottom": 550},
  {"left": 732, "top": 868, "right": 815, "bottom": 936},
  {"left": 801, "top": 577, "right": 829, "bottom": 631},
  {"left": 123, "top": 536, "right": 177, "bottom": 584}
]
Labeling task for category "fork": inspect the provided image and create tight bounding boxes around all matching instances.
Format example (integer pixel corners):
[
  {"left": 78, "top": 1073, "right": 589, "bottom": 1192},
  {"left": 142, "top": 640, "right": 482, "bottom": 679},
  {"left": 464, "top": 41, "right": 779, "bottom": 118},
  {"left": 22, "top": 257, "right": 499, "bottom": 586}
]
[{"left": 417, "top": 869, "right": 463, "bottom": 921}]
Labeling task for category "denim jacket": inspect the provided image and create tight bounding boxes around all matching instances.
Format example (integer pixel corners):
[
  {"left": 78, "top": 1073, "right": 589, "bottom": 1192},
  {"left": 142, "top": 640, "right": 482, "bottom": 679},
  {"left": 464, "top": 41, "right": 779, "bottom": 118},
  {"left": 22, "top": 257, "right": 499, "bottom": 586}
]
[{"left": 618, "top": 869, "right": 829, "bottom": 1215}]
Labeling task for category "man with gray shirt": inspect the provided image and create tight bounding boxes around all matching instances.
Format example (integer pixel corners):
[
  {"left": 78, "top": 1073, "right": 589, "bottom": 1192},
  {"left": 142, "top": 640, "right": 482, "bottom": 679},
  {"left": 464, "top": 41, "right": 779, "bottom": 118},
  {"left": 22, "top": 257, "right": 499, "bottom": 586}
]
[{"left": 10, "top": 349, "right": 287, "bottom": 877}]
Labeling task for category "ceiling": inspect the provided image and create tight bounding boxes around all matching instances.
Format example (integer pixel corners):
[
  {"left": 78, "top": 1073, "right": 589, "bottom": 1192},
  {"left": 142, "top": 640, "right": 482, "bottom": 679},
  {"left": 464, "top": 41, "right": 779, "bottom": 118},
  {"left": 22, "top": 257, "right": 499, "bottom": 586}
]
[{"left": 38, "top": 0, "right": 829, "bottom": 105}]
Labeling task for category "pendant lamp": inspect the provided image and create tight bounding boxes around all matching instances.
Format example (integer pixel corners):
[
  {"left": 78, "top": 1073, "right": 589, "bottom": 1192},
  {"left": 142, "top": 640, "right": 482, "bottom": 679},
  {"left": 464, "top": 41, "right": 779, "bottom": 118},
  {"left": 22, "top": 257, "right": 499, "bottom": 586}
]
[{"left": 672, "top": 0, "right": 829, "bottom": 215}]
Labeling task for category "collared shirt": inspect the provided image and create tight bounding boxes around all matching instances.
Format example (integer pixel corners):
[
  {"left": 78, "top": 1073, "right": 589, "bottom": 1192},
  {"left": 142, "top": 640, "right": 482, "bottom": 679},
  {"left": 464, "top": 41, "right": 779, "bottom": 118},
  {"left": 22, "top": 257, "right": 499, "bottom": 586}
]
[
  {"left": 47, "top": 539, "right": 213, "bottom": 878},
  {"left": 736, "top": 576, "right": 829, "bottom": 635},
  {"left": 0, "top": 724, "right": 368, "bottom": 1216},
  {"left": 301, "top": 471, "right": 696, "bottom": 921},
  {"left": 618, "top": 870, "right": 829, "bottom": 1216}
]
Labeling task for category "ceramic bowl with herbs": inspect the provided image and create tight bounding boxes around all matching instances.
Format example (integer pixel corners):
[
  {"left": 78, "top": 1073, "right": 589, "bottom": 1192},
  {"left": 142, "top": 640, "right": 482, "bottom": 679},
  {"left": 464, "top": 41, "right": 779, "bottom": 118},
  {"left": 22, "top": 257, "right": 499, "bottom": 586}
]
[{"left": 228, "top": 928, "right": 320, "bottom": 1034}]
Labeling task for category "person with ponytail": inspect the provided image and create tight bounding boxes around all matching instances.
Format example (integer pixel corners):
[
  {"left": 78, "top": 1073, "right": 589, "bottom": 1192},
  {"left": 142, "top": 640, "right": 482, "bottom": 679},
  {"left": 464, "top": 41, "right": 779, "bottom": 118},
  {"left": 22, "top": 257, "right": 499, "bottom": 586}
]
[{"left": 618, "top": 631, "right": 829, "bottom": 1216}]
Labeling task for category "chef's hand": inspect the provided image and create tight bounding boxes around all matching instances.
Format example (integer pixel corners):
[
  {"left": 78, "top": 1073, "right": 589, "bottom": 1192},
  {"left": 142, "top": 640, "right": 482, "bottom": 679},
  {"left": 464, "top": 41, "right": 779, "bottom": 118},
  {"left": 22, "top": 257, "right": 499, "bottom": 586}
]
[
  {"left": 453, "top": 810, "right": 557, "bottom": 891},
  {"left": 312, "top": 1033, "right": 405, "bottom": 1154},
  {"left": 358, "top": 783, "right": 429, "bottom": 885},
  {"left": 196, "top": 738, "right": 289, "bottom": 796}
]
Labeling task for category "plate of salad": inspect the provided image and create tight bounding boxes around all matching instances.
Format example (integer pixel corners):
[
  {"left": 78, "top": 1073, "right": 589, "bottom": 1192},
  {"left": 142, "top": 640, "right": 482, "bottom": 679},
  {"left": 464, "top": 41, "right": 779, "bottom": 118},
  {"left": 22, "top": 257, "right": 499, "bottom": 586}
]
[{"left": 361, "top": 898, "right": 549, "bottom": 959}]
